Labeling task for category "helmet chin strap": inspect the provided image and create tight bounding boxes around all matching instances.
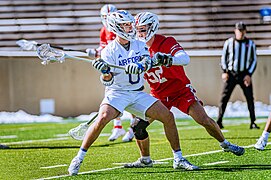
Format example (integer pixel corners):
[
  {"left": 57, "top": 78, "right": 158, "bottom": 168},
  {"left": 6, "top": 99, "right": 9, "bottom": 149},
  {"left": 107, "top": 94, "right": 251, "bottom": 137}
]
[
  {"left": 116, "top": 36, "right": 130, "bottom": 46},
  {"left": 121, "top": 41, "right": 130, "bottom": 51}
]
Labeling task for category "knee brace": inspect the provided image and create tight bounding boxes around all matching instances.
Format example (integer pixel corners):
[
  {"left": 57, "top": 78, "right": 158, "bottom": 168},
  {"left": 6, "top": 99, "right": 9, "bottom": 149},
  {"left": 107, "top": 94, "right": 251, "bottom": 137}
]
[{"left": 131, "top": 117, "right": 150, "bottom": 140}]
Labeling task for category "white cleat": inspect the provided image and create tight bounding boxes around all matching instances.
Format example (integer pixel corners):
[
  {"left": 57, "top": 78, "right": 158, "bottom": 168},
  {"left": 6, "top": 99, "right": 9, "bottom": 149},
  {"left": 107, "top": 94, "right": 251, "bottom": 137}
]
[
  {"left": 173, "top": 157, "right": 199, "bottom": 170},
  {"left": 254, "top": 136, "right": 267, "bottom": 151},
  {"left": 122, "top": 128, "right": 134, "bottom": 142},
  {"left": 68, "top": 156, "right": 83, "bottom": 176},
  {"left": 108, "top": 128, "right": 126, "bottom": 141},
  {"left": 124, "top": 158, "right": 153, "bottom": 168}
]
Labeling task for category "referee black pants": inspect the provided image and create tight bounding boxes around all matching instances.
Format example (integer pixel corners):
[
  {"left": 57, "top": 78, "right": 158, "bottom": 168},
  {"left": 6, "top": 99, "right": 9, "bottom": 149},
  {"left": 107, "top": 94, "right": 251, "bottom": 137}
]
[{"left": 217, "top": 72, "right": 256, "bottom": 124}]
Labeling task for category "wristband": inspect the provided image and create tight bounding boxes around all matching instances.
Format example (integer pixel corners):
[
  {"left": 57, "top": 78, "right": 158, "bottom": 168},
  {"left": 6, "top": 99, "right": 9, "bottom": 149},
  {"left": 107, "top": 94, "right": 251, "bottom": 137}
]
[{"left": 100, "top": 74, "right": 114, "bottom": 86}]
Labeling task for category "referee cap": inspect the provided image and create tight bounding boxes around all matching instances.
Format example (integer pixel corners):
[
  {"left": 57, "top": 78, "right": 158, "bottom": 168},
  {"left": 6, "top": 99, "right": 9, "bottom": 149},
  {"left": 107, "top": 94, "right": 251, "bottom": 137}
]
[{"left": 235, "top": 21, "right": 247, "bottom": 30}]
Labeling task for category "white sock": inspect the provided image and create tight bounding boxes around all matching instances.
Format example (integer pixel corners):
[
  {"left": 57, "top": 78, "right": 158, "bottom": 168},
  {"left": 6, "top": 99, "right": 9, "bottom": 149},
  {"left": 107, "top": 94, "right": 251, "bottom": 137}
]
[
  {"left": 77, "top": 148, "right": 87, "bottom": 160},
  {"left": 173, "top": 149, "right": 183, "bottom": 159},
  {"left": 114, "top": 118, "right": 122, "bottom": 128},
  {"left": 128, "top": 127, "right": 133, "bottom": 132},
  {"left": 220, "top": 139, "right": 230, "bottom": 148},
  {"left": 130, "top": 117, "right": 136, "bottom": 125},
  {"left": 262, "top": 131, "right": 270, "bottom": 141}
]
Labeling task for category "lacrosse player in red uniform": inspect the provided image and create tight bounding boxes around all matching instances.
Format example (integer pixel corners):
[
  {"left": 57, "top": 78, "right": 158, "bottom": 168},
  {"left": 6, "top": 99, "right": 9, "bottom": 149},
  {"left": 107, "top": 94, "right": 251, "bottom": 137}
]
[
  {"left": 124, "top": 12, "right": 245, "bottom": 168},
  {"left": 86, "top": 4, "right": 117, "bottom": 58},
  {"left": 87, "top": 4, "right": 134, "bottom": 142}
]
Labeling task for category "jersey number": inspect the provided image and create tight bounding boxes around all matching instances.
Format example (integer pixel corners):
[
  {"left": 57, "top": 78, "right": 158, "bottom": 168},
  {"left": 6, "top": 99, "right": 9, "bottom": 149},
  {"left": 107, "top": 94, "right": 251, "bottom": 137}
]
[
  {"left": 129, "top": 74, "right": 140, "bottom": 84},
  {"left": 146, "top": 67, "right": 167, "bottom": 83}
]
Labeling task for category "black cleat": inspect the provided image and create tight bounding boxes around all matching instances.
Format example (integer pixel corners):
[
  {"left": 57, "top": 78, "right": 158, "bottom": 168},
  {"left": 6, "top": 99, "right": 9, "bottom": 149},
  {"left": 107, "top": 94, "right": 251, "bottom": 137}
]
[
  {"left": 250, "top": 123, "right": 260, "bottom": 129},
  {"left": 0, "top": 144, "right": 9, "bottom": 149},
  {"left": 217, "top": 121, "right": 224, "bottom": 129}
]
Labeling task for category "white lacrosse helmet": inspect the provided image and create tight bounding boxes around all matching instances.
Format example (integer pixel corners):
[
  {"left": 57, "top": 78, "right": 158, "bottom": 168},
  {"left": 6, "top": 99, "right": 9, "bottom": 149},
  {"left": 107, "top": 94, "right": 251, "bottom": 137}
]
[
  {"left": 135, "top": 12, "right": 159, "bottom": 42},
  {"left": 100, "top": 4, "right": 117, "bottom": 29},
  {"left": 107, "top": 10, "right": 136, "bottom": 41}
]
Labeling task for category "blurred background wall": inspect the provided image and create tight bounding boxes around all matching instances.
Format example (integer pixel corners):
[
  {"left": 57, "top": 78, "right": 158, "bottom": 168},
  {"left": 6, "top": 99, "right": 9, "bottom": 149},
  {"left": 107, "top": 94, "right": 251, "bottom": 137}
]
[
  {"left": 0, "top": 51, "right": 270, "bottom": 117},
  {"left": 0, "top": 0, "right": 271, "bottom": 116}
]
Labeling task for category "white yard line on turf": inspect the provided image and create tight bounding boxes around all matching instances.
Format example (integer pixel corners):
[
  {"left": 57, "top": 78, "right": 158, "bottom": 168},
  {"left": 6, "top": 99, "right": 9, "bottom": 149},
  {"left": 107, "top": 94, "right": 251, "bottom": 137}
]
[
  {"left": 54, "top": 134, "right": 69, "bottom": 137},
  {"left": 243, "top": 142, "right": 271, "bottom": 148},
  {"left": 0, "top": 135, "right": 17, "bottom": 139},
  {"left": 36, "top": 142, "right": 271, "bottom": 179},
  {"left": 36, "top": 166, "right": 124, "bottom": 180},
  {"left": 112, "top": 161, "right": 168, "bottom": 165},
  {"left": 3, "top": 137, "right": 68, "bottom": 145},
  {"left": 203, "top": 161, "right": 229, "bottom": 166},
  {"left": 40, "top": 164, "right": 67, "bottom": 169}
]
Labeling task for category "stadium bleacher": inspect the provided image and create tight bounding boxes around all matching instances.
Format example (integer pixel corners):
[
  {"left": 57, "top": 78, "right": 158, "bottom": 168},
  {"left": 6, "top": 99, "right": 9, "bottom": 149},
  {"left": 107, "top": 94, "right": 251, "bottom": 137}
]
[{"left": 0, "top": 0, "right": 271, "bottom": 51}]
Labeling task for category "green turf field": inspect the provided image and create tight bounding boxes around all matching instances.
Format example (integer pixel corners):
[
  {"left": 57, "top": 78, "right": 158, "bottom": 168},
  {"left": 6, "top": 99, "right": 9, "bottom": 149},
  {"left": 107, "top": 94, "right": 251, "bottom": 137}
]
[{"left": 1, "top": 118, "right": 271, "bottom": 180}]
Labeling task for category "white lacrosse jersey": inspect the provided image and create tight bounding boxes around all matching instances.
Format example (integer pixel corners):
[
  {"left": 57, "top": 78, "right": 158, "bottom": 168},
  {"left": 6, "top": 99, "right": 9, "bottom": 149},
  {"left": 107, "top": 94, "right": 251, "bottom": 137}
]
[{"left": 101, "top": 39, "right": 149, "bottom": 91}]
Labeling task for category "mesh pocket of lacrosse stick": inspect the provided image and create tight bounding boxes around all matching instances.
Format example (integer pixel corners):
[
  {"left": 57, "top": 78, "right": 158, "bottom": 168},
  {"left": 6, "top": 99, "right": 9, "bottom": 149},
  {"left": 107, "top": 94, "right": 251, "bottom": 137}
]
[
  {"left": 68, "top": 113, "right": 98, "bottom": 140},
  {"left": 37, "top": 44, "right": 66, "bottom": 65},
  {"left": 16, "top": 39, "right": 38, "bottom": 51},
  {"left": 68, "top": 123, "right": 89, "bottom": 141}
]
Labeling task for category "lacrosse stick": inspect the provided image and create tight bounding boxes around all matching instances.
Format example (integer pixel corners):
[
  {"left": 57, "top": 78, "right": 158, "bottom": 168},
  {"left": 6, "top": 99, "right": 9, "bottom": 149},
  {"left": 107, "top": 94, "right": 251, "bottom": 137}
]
[
  {"left": 68, "top": 113, "right": 99, "bottom": 140},
  {"left": 16, "top": 39, "right": 85, "bottom": 52},
  {"left": 36, "top": 43, "right": 125, "bottom": 70}
]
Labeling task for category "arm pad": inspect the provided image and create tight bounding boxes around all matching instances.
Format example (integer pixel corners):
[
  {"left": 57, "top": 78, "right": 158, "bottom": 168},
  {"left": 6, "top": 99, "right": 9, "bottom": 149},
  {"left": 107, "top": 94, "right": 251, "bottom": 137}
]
[{"left": 172, "top": 50, "right": 190, "bottom": 66}]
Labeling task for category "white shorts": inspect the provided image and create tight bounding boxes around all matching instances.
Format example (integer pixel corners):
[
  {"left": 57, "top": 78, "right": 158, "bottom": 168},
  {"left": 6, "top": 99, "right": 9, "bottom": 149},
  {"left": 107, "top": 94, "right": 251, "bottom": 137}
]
[{"left": 101, "top": 89, "right": 158, "bottom": 120}]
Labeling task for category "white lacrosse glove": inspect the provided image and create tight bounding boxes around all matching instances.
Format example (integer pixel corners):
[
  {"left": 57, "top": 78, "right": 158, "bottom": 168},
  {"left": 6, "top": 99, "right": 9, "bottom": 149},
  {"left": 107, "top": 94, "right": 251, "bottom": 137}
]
[
  {"left": 153, "top": 52, "right": 173, "bottom": 67},
  {"left": 92, "top": 58, "right": 111, "bottom": 75},
  {"left": 125, "top": 63, "right": 145, "bottom": 74},
  {"left": 86, "top": 48, "right": 97, "bottom": 58},
  {"left": 125, "top": 55, "right": 152, "bottom": 74}
]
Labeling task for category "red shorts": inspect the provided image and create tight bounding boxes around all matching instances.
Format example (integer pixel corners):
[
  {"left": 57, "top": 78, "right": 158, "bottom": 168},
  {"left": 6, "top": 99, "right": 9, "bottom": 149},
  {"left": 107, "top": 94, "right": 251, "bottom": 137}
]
[{"left": 154, "top": 84, "right": 201, "bottom": 115}]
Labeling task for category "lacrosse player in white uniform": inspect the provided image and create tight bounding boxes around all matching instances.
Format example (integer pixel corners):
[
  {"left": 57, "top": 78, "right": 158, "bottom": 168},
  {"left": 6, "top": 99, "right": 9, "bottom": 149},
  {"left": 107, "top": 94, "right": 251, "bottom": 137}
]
[
  {"left": 87, "top": 4, "right": 135, "bottom": 142},
  {"left": 68, "top": 10, "right": 198, "bottom": 176}
]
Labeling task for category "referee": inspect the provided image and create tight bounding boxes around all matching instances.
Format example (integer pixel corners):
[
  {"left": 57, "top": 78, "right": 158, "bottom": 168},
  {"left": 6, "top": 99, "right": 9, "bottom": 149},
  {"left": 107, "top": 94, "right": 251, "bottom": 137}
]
[{"left": 217, "top": 21, "right": 259, "bottom": 129}]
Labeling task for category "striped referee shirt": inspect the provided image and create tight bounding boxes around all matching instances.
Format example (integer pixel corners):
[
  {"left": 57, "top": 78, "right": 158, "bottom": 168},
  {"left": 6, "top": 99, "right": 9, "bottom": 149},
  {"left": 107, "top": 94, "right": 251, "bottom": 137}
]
[{"left": 221, "top": 37, "right": 257, "bottom": 76}]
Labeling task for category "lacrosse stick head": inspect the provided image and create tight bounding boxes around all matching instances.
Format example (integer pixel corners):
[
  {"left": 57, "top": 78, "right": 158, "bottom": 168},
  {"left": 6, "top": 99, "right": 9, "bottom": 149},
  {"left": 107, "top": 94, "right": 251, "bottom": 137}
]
[
  {"left": 16, "top": 39, "right": 38, "bottom": 51},
  {"left": 68, "top": 123, "right": 89, "bottom": 140},
  {"left": 36, "top": 44, "right": 66, "bottom": 65}
]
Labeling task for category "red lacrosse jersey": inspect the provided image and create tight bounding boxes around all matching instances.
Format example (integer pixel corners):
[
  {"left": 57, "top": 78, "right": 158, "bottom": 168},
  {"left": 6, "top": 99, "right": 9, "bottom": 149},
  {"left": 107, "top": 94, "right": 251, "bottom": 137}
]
[
  {"left": 99, "top": 26, "right": 116, "bottom": 49},
  {"left": 145, "top": 34, "right": 191, "bottom": 99}
]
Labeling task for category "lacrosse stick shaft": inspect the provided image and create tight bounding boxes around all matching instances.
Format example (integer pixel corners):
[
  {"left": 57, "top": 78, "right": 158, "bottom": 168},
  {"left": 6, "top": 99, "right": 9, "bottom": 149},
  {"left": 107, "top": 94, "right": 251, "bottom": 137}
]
[
  {"left": 86, "top": 113, "right": 98, "bottom": 125},
  {"left": 38, "top": 43, "right": 85, "bottom": 53},
  {"left": 17, "top": 39, "right": 85, "bottom": 52},
  {"left": 65, "top": 54, "right": 125, "bottom": 70}
]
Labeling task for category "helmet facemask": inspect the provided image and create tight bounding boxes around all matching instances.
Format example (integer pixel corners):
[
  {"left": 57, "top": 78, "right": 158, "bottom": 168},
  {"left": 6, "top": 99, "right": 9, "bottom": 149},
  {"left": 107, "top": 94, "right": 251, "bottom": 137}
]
[
  {"left": 107, "top": 10, "right": 136, "bottom": 41},
  {"left": 135, "top": 12, "right": 159, "bottom": 42},
  {"left": 100, "top": 4, "right": 117, "bottom": 30},
  {"left": 101, "top": 15, "right": 108, "bottom": 28}
]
